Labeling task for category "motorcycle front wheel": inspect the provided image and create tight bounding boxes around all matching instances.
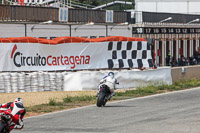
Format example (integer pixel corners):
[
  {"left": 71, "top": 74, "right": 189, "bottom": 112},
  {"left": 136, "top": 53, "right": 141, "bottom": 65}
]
[
  {"left": 96, "top": 92, "right": 106, "bottom": 107},
  {"left": 0, "top": 121, "right": 6, "bottom": 133}
]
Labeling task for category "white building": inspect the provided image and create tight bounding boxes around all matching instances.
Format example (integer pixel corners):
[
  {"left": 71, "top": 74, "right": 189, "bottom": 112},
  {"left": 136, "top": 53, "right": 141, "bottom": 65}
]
[{"left": 135, "top": 0, "right": 200, "bottom": 14}]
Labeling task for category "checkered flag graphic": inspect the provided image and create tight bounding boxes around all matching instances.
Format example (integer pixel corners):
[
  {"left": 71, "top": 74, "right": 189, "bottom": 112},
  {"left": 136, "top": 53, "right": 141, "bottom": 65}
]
[{"left": 107, "top": 41, "right": 153, "bottom": 68}]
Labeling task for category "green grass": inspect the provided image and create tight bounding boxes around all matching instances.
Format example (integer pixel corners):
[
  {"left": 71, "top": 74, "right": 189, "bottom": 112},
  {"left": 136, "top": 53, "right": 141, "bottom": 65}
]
[
  {"left": 63, "top": 95, "right": 96, "bottom": 103},
  {"left": 26, "top": 79, "right": 200, "bottom": 114}
]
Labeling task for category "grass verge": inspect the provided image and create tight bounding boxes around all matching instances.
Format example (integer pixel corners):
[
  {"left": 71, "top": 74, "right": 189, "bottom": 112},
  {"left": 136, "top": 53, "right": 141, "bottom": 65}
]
[{"left": 26, "top": 79, "right": 200, "bottom": 116}]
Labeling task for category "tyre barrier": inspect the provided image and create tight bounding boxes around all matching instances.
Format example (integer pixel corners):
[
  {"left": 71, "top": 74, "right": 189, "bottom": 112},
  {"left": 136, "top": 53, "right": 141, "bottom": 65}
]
[{"left": 0, "top": 72, "right": 65, "bottom": 93}]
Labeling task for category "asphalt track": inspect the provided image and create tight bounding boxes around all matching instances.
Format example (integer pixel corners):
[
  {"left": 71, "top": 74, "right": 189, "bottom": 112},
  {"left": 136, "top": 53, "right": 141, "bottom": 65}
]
[{"left": 13, "top": 87, "right": 200, "bottom": 133}]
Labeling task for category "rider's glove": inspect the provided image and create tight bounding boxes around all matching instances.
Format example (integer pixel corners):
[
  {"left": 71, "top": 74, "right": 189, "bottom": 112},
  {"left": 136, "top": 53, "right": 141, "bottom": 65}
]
[{"left": 100, "top": 80, "right": 105, "bottom": 84}]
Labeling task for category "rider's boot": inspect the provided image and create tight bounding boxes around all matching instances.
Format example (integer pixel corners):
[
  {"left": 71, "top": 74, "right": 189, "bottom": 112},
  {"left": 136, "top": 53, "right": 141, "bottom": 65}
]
[{"left": 108, "top": 92, "right": 115, "bottom": 100}]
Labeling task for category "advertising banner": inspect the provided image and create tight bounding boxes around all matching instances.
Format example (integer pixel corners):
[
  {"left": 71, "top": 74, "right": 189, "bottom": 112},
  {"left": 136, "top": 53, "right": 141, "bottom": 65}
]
[
  {"left": 106, "top": 10, "right": 113, "bottom": 23},
  {"left": 0, "top": 37, "right": 153, "bottom": 71},
  {"left": 59, "top": 7, "right": 68, "bottom": 22}
]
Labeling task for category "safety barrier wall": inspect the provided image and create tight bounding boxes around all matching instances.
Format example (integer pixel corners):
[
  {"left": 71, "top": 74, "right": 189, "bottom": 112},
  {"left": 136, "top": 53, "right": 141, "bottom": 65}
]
[
  {"left": 0, "top": 66, "right": 199, "bottom": 93},
  {"left": 63, "top": 68, "right": 172, "bottom": 91},
  {"left": 0, "top": 67, "right": 172, "bottom": 93},
  {"left": 171, "top": 65, "right": 200, "bottom": 82}
]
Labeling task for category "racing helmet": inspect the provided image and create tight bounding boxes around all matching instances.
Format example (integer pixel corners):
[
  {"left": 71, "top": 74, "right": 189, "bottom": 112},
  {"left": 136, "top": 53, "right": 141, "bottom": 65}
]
[
  {"left": 14, "top": 98, "right": 23, "bottom": 105},
  {"left": 108, "top": 72, "right": 114, "bottom": 79}
]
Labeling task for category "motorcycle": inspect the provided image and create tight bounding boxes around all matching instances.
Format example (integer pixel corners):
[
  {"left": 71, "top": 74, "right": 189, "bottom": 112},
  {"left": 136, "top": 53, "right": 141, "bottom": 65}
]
[
  {"left": 96, "top": 84, "right": 112, "bottom": 107},
  {"left": 0, "top": 109, "right": 11, "bottom": 133}
]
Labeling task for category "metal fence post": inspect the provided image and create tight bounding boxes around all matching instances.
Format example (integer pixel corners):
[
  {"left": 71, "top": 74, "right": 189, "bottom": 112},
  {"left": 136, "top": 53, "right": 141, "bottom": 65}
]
[
  {"left": 24, "top": 23, "right": 27, "bottom": 37},
  {"left": 106, "top": 24, "right": 108, "bottom": 37}
]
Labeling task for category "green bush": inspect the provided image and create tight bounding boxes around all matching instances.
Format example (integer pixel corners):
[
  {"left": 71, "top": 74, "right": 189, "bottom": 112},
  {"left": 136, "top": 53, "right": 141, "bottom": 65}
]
[
  {"left": 48, "top": 98, "right": 63, "bottom": 106},
  {"left": 115, "top": 92, "right": 124, "bottom": 96},
  {"left": 49, "top": 98, "right": 57, "bottom": 106},
  {"left": 63, "top": 95, "right": 96, "bottom": 103},
  {"left": 156, "top": 84, "right": 169, "bottom": 90},
  {"left": 63, "top": 96, "right": 73, "bottom": 103}
]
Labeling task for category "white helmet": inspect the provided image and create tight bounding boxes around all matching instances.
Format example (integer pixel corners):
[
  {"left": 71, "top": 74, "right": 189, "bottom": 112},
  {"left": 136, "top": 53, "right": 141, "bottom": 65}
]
[
  {"left": 14, "top": 98, "right": 23, "bottom": 105},
  {"left": 108, "top": 72, "right": 114, "bottom": 79}
]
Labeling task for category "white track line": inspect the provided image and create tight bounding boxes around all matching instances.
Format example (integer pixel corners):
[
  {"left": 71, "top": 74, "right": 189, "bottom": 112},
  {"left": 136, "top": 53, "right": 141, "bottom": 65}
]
[{"left": 25, "top": 87, "right": 200, "bottom": 119}]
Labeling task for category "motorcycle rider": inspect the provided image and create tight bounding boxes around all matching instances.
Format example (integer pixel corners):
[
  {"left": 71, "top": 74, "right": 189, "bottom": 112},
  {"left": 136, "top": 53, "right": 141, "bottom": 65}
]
[
  {"left": 97, "top": 72, "right": 119, "bottom": 99},
  {"left": 0, "top": 97, "right": 26, "bottom": 133}
]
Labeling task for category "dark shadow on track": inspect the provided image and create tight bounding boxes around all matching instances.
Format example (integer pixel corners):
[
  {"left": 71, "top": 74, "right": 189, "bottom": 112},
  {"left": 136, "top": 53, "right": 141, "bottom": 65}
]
[{"left": 103, "top": 105, "right": 136, "bottom": 108}]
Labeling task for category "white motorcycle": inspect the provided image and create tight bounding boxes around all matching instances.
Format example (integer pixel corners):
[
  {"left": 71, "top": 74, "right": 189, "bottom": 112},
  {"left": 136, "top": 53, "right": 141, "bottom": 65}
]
[{"left": 96, "top": 82, "right": 119, "bottom": 107}]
